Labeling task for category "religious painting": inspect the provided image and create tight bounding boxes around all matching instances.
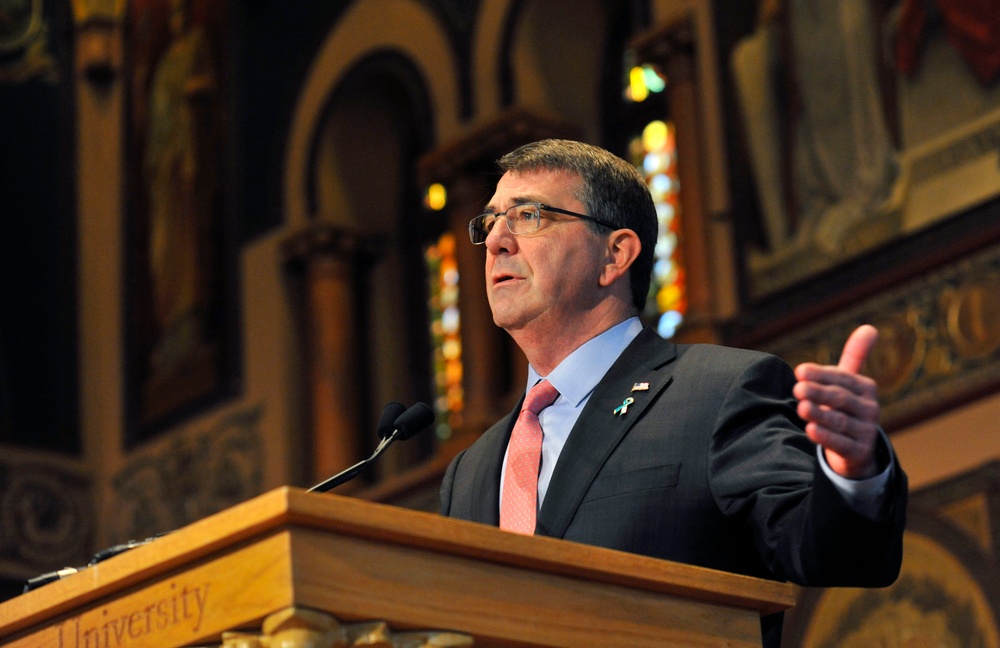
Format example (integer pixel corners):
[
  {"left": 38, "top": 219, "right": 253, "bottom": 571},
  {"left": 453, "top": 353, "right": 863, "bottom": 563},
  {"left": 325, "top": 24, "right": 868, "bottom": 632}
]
[
  {"left": 718, "top": 0, "right": 1000, "bottom": 299},
  {"left": 124, "top": 0, "right": 238, "bottom": 444}
]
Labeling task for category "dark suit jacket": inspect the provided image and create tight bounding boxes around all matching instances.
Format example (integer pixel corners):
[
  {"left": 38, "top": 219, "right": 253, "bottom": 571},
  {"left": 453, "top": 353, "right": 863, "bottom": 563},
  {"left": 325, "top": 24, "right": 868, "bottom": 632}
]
[{"left": 441, "top": 328, "right": 907, "bottom": 643}]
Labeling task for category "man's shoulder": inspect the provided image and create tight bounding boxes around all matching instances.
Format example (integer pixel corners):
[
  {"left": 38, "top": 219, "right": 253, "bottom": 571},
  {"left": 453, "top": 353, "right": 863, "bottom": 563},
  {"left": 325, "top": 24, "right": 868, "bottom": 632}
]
[
  {"left": 674, "top": 341, "right": 778, "bottom": 362},
  {"left": 667, "top": 339, "right": 794, "bottom": 381},
  {"left": 606, "top": 330, "right": 793, "bottom": 394},
  {"left": 630, "top": 325, "right": 777, "bottom": 362}
]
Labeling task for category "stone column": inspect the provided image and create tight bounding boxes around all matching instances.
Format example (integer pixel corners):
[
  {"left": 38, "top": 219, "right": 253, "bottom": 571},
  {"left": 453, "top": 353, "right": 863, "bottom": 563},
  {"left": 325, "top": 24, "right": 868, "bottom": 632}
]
[{"left": 284, "top": 226, "right": 383, "bottom": 488}]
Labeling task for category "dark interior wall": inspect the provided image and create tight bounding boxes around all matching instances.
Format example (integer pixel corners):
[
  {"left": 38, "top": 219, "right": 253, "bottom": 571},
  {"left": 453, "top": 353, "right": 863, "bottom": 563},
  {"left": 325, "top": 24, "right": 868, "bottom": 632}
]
[
  {"left": 0, "top": 0, "right": 79, "bottom": 454},
  {"left": 231, "top": 3, "right": 352, "bottom": 243}
]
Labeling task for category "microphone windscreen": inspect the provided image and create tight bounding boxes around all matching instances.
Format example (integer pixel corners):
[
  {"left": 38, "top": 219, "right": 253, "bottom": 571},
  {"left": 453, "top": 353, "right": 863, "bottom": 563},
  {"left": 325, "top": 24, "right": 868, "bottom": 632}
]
[
  {"left": 377, "top": 401, "right": 407, "bottom": 439},
  {"left": 393, "top": 402, "right": 435, "bottom": 440}
]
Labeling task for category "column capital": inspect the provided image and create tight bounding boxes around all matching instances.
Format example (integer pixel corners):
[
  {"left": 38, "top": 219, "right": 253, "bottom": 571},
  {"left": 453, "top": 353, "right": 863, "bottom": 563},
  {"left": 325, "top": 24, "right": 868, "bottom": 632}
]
[
  {"left": 72, "top": 0, "right": 126, "bottom": 86},
  {"left": 282, "top": 224, "right": 386, "bottom": 270},
  {"left": 627, "top": 16, "right": 695, "bottom": 67},
  {"left": 417, "top": 108, "right": 578, "bottom": 188}
]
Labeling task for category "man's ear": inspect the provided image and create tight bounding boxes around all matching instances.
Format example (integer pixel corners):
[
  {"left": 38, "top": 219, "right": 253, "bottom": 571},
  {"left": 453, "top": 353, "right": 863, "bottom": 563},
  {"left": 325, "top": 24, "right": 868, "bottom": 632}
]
[{"left": 598, "top": 229, "right": 641, "bottom": 288}]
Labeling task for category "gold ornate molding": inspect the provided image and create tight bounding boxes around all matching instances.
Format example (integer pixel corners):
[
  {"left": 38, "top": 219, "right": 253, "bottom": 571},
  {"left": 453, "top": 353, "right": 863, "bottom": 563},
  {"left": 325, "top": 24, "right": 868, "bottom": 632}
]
[
  {"left": 761, "top": 242, "right": 1000, "bottom": 429},
  {"left": 221, "top": 607, "right": 474, "bottom": 648},
  {"left": 784, "top": 461, "right": 1000, "bottom": 645}
]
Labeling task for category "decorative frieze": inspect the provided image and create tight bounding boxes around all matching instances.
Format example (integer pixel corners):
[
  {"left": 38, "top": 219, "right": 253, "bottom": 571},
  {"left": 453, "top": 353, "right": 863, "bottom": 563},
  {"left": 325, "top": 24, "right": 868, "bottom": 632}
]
[
  {"left": 112, "top": 406, "right": 263, "bottom": 542},
  {"left": 0, "top": 461, "right": 91, "bottom": 573},
  {"left": 762, "top": 242, "right": 1000, "bottom": 429}
]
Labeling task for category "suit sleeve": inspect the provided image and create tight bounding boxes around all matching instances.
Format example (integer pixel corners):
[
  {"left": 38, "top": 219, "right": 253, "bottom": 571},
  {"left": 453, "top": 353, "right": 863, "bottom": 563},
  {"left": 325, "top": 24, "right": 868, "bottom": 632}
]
[{"left": 708, "top": 352, "right": 907, "bottom": 587}]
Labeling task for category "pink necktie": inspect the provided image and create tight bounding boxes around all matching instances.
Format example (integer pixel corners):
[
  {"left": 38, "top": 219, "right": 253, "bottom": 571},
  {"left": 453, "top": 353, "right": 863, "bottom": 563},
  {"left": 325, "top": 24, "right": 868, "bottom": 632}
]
[{"left": 501, "top": 380, "right": 560, "bottom": 534}]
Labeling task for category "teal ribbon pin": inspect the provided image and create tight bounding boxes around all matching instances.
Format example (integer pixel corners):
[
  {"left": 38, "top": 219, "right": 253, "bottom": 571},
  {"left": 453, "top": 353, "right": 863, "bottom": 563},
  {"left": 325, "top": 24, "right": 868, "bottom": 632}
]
[{"left": 614, "top": 397, "right": 635, "bottom": 416}]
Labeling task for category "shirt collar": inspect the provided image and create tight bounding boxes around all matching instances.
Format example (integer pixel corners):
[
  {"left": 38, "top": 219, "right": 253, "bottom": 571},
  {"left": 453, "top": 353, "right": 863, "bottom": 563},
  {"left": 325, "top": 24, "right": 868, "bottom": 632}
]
[{"left": 527, "top": 317, "right": 643, "bottom": 407}]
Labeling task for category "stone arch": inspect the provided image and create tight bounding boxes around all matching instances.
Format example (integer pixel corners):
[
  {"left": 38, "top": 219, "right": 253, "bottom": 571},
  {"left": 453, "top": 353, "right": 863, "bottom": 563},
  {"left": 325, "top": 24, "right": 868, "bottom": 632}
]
[
  {"left": 470, "top": 0, "right": 517, "bottom": 120},
  {"left": 503, "top": 0, "right": 612, "bottom": 143},
  {"left": 283, "top": 0, "right": 462, "bottom": 227}
]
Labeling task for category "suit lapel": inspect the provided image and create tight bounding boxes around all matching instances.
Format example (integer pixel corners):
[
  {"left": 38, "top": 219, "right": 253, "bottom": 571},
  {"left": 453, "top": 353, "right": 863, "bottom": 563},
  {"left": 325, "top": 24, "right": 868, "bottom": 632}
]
[
  {"left": 535, "top": 328, "right": 677, "bottom": 539},
  {"left": 469, "top": 405, "right": 519, "bottom": 525}
]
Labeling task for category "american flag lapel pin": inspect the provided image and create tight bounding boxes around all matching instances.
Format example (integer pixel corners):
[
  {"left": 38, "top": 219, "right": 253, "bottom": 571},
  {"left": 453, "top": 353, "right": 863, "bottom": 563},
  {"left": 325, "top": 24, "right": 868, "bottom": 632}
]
[{"left": 631, "top": 382, "right": 649, "bottom": 392}]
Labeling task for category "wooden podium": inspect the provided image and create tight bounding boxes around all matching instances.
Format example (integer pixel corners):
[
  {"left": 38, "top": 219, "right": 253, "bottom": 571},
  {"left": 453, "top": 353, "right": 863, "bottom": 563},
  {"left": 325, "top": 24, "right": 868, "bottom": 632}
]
[{"left": 0, "top": 487, "right": 794, "bottom": 647}]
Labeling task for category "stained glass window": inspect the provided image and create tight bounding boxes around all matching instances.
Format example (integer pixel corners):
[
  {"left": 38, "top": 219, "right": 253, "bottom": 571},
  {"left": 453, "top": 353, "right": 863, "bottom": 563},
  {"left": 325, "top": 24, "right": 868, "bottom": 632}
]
[
  {"left": 425, "top": 230, "right": 463, "bottom": 440},
  {"left": 628, "top": 120, "right": 686, "bottom": 338}
]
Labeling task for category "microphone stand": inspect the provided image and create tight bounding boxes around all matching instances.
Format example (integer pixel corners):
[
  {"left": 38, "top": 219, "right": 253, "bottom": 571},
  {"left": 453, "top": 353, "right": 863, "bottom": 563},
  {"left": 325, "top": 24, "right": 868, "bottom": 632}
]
[
  {"left": 307, "top": 402, "right": 434, "bottom": 493},
  {"left": 307, "top": 431, "right": 400, "bottom": 493}
]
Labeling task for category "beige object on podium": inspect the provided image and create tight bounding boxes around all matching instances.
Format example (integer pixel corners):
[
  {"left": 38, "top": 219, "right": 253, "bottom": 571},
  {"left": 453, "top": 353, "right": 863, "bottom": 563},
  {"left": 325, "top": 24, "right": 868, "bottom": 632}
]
[{"left": 0, "top": 487, "right": 794, "bottom": 647}]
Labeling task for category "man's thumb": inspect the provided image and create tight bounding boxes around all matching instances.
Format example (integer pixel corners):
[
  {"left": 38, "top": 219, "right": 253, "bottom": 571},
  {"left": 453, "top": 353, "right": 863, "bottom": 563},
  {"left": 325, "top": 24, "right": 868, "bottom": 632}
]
[{"left": 838, "top": 325, "right": 879, "bottom": 374}]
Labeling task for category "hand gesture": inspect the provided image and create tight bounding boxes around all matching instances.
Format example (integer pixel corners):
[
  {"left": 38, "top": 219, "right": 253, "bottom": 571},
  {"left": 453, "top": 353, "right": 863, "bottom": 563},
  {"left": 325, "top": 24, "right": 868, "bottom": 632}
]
[{"left": 793, "top": 325, "right": 881, "bottom": 479}]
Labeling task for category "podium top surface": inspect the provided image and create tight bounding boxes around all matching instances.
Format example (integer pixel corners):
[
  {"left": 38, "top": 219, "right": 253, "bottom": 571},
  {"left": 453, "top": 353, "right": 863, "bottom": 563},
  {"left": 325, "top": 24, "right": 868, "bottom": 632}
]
[{"left": 0, "top": 487, "right": 795, "bottom": 640}]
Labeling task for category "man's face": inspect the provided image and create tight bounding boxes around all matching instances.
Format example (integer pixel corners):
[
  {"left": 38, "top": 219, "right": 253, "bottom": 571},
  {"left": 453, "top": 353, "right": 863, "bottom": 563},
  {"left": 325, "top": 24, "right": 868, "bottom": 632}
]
[{"left": 483, "top": 169, "right": 608, "bottom": 335}]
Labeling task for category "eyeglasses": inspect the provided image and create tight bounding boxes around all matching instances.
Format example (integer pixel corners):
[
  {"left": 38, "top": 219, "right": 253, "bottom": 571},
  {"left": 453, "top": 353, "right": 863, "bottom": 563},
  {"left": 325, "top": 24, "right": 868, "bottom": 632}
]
[{"left": 468, "top": 202, "right": 618, "bottom": 245}]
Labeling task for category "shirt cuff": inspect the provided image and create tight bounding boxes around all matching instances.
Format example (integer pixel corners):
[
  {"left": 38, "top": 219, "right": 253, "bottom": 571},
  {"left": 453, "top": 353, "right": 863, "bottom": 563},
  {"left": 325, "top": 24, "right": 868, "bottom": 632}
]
[{"left": 816, "top": 430, "right": 894, "bottom": 520}]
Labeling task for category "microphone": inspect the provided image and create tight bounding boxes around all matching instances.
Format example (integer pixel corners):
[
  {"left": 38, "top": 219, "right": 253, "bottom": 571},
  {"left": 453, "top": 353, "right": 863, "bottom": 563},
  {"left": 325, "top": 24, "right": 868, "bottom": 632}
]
[
  {"left": 372, "top": 401, "right": 407, "bottom": 455},
  {"left": 378, "top": 402, "right": 407, "bottom": 439},
  {"left": 392, "top": 402, "right": 435, "bottom": 440},
  {"left": 24, "top": 533, "right": 167, "bottom": 593},
  {"left": 308, "top": 402, "right": 435, "bottom": 493}
]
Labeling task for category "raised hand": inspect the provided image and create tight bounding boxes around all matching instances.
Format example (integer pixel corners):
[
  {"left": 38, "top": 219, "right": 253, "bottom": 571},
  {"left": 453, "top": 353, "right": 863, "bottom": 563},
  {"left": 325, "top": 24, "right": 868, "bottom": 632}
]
[{"left": 793, "top": 325, "right": 881, "bottom": 479}]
